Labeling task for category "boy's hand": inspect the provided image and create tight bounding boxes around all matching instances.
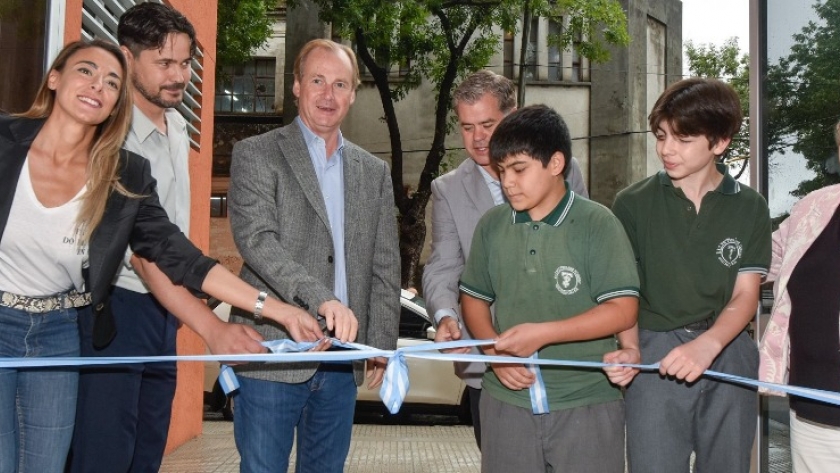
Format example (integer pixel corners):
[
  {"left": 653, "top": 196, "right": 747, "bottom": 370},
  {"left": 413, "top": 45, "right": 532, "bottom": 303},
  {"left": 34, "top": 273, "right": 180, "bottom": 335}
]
[
  {"left": 494, "top": 323, "right": 546, "bottom": 357},
  {"left": 434, "top": 317, "right": 471, "bottom": 354},
  {"left": 490, "top": 363, "right": 536, "bottom": 390},
  {"left": 659, "top": 337, "right": 722, "bottom": 382},
  {"left": 603, "top": 348, "right": 641, "bottom": 387}
]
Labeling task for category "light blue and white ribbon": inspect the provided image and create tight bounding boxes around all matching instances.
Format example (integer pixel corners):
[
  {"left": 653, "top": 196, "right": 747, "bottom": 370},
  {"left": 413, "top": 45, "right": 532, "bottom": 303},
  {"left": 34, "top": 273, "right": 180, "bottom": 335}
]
[
  {"left": 219, "top": 338, "right": 387, "bottom": 395},
  {"left": 218, "top": 364, "right": 240, "bottom": 394},
  {"left": 528, "top": 353, "right": 549, "bottom": 414},
  {"left": 4, "top": 338, "right": 840, "bottom": 412}
]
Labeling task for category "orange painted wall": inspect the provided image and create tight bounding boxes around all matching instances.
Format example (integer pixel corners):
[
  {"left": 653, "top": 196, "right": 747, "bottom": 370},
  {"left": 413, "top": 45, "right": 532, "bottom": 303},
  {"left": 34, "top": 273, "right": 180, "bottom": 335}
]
[{"left": 63, "top": 0, "right": 219, "bottom": 453}]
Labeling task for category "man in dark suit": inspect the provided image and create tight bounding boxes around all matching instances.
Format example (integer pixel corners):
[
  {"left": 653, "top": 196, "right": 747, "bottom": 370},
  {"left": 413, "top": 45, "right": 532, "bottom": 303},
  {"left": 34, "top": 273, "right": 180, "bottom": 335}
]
[
  {"left": 422, "top": 70, "right": 588, "bottom": 447},
  {"left": 228, "top": 39, "right": 401, "bottom": 473}
]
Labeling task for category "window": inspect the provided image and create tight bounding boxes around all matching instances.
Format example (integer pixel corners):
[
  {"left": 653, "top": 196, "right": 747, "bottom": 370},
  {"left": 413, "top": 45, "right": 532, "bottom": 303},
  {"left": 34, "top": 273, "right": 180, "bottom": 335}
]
[
  {"left": 503, "top": 14, "right": 586, "bottom": 83},
  {"left": 503, "top": 31, "right": 515, "bottom": 79},
  {"left": 571, "top": 32, "right": 582, "bottom": 82},
  {"left": 524, "top": 17, "right": 539, "bottom": 80},
  {"left": 215, "top": 58, "right": 277, "bottom": 114},
  {"left": 547, "top": 19, "right": 563, "bottom": 82}
]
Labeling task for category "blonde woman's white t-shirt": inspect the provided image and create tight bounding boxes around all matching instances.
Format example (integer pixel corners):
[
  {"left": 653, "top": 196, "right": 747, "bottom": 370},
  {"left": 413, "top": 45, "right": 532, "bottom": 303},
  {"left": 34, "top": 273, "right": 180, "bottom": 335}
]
[{"left": 0, "top": 156, "right": 88, "bottom": 296}]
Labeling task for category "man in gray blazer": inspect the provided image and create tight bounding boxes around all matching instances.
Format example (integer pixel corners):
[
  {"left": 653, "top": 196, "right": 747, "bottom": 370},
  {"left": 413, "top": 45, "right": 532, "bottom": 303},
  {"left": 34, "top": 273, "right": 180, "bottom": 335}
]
[
  {"left": 422, "top": 70, "right": 588, "bottom": 447},
  {"left": 228, "top": 39, "right": 400, "bottom": 473}
]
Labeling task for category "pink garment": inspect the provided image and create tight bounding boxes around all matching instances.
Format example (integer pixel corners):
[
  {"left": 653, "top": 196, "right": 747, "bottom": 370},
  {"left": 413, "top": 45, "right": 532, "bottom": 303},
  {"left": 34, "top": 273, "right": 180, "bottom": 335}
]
[{"left": 758, "top": 184, "right": 840, "bottom": 391}]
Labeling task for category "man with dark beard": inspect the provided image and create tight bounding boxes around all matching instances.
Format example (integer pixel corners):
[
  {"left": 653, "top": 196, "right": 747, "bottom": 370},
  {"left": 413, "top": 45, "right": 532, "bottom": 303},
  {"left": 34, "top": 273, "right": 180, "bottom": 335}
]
[{"left": 66, "top": 4, "right": 259, "bottom": 472}]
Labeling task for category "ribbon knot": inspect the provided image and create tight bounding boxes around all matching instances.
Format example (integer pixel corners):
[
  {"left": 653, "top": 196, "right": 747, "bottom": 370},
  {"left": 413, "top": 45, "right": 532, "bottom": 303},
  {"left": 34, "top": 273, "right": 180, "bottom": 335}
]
[
  {"left": 380, "top": 350, "right": 409, "bottom": 414},
  {"left": 218, "top": 338, "right": 368, "bottom": 395}
]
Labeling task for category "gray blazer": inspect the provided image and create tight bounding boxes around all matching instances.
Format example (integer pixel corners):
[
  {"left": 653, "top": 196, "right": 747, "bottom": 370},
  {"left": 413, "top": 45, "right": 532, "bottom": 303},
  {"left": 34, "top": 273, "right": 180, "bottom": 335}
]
[
  {"left": 228, "top": 121, "right": 401, "bottom": 384},
  {"left": 422, "top": 156, "right": 588, "bottom": 388}
]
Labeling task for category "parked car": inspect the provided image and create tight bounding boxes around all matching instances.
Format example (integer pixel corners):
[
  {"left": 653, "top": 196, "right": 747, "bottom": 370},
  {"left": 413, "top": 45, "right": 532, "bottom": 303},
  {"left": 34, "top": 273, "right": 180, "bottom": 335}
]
[{"left": 203, "top": 289, "right": 471, "bottom": 423}]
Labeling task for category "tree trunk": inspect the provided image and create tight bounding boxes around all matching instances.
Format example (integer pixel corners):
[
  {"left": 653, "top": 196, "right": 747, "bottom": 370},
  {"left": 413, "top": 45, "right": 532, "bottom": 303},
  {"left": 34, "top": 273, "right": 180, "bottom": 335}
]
[
  {"left": 352, "top": 8, "right": 480, "bottom": 288},
  {"left": 398, "top": 199, "right": 427, "bottom": 290}
]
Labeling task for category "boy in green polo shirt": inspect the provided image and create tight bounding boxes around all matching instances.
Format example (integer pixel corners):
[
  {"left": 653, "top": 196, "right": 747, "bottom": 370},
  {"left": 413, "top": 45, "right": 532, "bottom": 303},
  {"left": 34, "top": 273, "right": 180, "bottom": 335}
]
[
  {"left": 459, "top": 104, "right": 639, "bottom": 473},
  {"left": 604, "top": 78, "right": 771, "bottom": 473}
]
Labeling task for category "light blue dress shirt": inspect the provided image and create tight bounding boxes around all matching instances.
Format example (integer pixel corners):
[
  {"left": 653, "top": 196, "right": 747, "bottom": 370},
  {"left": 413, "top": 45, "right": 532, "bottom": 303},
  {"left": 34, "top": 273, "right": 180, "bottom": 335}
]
[
  {"left": 296, "top": 117, "right": 348, "bottom": 306},
  {"left": 477, "top": 165, "right": 506, "bottom": 206}
]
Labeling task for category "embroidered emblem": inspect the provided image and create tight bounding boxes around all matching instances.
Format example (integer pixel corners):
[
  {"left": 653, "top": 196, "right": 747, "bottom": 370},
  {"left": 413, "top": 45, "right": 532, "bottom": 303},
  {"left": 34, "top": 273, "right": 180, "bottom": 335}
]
[
  {"left": 554, "top": 266, "right": 581, "bottom": 295},
  {"left": 716, "top": 238, "right": 743, "bottom": 267}
]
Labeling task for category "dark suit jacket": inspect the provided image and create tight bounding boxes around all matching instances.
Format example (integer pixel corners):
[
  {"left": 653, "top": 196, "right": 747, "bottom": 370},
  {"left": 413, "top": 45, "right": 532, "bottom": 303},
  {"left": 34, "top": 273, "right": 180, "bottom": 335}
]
[
  {"left": 228, "top": 120, "right": 401, "bottom": 385},
  {"left": 0, "top": 115, "right": 215, "bottom": 348}
]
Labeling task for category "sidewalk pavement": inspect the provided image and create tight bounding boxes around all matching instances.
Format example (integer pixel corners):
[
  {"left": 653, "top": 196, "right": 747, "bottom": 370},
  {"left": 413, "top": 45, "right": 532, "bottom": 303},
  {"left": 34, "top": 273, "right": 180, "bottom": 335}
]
[
  {"left": 160, "top": 420, "right": 480, "bottom": 473},
  {"left": 160, "top": 418, "right": 791, "bottom": 473}
]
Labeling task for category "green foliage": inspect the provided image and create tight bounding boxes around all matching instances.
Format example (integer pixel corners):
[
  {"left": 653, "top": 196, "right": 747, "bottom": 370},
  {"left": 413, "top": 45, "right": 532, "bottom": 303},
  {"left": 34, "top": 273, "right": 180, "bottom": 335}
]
[
  {"left": 767, "top": 0, "right": 840, "bottom": 196},
  {"left": 437, "top": 151, "right": 460, "bottom": 178},
  {"left": 685, "top": 38, "right": 750, "bottom": 178},
  {"left": 309, "top": 1, "right": 520, "bottom": 101},
  {"left": 216, "top": 0, "right": 275, "bottom": 68},
  {"left": 539, "top": 0, "right": 630, "bottom": 63},
  {"left": 685, "top": 38, "right": 745, "bottom": 79}
]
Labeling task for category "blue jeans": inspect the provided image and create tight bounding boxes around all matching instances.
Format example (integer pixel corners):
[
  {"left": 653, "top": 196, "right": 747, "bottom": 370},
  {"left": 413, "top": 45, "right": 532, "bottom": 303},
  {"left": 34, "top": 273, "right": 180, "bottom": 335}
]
[
  {"left": 0, "top": 304, "right": 80, "bottom": 473},
  {"left": 233, "top": 364, "right": 356, "bottom": 473}
]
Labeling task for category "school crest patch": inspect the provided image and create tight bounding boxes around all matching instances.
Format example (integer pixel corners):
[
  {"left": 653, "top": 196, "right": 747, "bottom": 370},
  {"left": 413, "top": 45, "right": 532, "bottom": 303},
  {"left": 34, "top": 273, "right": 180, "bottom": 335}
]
[
  {"left": 554, "top": 266, "right": 581, "bottom": 295},
  {"left": 716, "top": 238, "right": 743, "bottom": 267}
]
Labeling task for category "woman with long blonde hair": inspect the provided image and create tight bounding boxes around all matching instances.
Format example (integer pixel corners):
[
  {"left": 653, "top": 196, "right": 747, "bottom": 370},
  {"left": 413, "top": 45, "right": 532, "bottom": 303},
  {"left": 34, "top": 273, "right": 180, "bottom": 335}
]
[{"left": 0, "top": 39, "right": 325, "bottom": 472}]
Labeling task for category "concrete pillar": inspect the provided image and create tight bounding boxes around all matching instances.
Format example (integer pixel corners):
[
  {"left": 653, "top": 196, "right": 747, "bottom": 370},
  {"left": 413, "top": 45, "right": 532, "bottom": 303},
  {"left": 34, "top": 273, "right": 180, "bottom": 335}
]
[{"left": 589, "top": 0, "right": 682, "bottom": 206}]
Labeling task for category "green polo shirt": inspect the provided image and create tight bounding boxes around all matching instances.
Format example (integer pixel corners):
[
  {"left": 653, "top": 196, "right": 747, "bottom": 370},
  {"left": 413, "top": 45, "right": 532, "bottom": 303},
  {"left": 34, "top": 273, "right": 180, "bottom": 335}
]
[
  {"left": 459, "top": 191, "right": 639, "bottom": 411},
  {"left": 612, "top": 166, "right": 771, "bottom": 332}
]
